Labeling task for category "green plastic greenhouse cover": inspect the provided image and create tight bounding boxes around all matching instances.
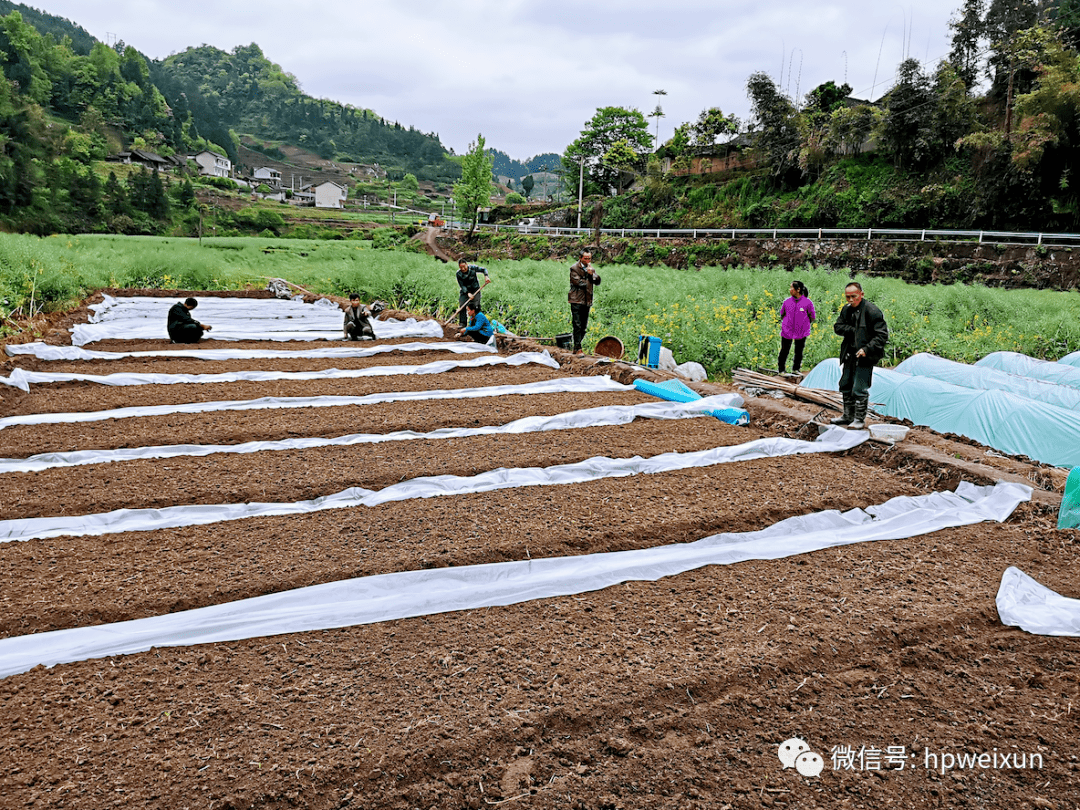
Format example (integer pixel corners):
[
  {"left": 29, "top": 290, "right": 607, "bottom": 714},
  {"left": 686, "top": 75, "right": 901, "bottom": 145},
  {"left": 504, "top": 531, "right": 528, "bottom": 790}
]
[
  {"left": 1060, "top": 468, "right": 1080, "bottom": 530},
  {"left": 896, "top": 353, "right": 1080, "bottom": 410},
  {"left": 976, "top": 352, "right": 1080, "bottom": 390},
  {"left": 802, "top": 357, "right": 1080, "bottom": 468}
]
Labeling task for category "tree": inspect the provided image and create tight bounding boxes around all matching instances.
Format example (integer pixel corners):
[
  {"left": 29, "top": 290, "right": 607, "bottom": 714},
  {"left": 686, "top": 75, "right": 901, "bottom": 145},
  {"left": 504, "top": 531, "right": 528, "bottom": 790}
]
[
  {"left": 649, "top": 104, "right": 665, "bottom": 144},
  {"left": 401, "top": 172, "right": 418, "bottom": 192},
  {"left": 505, "top": 191, "right": 526, "bottom": 204},
  {"left": 522, "top": 174, "right": 535, "bottom": 199},
  {"left": 931, "top": 61, "right": 979, "bottom": 156},
  {"left": 692, "top": 107, "right": 739, "bottom": 146},
  {"left": 984, "top": 0, "right": 1041, "bottom": 96},
  {"left": 562, "top": 106, "right": 653, "bottom": 195},
  {"left": 1052, "top": 0, "right": 1080, "bottom": 50},
  {"left": 453, "top": 134, "right": 494, "bottom": 238},
  {"left": 602, "top": 138, "right": 640, "bottom": 194},
  {"left": 650, "top": 89, "right": 667, "bottom": 142},
  {"left": 746, "top": 72, "right": 799, "bottom": 179},
  {"left": 948, "top": 0, "right": 986, "bottom": 92},
  {"left": 879, "top": 58, "right": 935, "bottom": 168},
  {"left": 803, "top": 81, "right": 852, "bottom": 122}
]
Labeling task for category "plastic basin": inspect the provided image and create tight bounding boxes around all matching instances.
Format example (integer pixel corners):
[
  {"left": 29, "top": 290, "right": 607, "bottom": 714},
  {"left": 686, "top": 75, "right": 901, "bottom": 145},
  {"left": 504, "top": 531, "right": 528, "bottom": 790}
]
[{"left": 869, "top": 424, "right": 910, "bottom": 443}]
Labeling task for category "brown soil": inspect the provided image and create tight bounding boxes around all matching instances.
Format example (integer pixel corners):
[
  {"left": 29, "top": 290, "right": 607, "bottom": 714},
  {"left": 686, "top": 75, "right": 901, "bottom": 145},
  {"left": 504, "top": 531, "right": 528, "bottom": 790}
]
[{"left": 1, "top": 296, "right": 1078, "bottom": 810}]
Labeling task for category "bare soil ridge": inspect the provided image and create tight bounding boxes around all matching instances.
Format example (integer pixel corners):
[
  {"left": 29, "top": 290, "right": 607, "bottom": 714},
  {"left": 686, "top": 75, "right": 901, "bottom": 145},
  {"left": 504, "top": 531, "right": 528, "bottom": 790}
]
[{"left": 0, "top": 292, "right": 1076, "bottom": 810}]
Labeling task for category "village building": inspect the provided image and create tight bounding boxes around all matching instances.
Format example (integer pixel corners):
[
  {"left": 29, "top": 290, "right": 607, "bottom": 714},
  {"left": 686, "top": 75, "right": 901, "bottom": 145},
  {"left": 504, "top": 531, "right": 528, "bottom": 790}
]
[{"left": 191, "top": 150, "right": 232, "bottom": 178}]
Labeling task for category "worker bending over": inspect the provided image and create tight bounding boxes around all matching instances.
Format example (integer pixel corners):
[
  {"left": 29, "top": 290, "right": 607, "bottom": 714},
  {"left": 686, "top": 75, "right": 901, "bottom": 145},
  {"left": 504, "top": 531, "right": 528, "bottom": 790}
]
[
  {"left": 458, "top": 301, "right": 494, "bottom": 344},
  {"left": 167, "top": 297, "right": 212, "bottom": 343}
]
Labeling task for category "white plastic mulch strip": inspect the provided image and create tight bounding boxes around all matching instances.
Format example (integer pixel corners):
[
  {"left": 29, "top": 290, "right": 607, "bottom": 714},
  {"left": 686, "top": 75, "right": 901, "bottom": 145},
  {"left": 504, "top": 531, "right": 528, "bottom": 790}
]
[
  {"left": 0, "top": 351, "right": 558, "bottom": 392},
  {"left": 0, "top": 395, "right": 745, "bottom": 474},
  {"left": 997, "top": 566, "right": 1080, "bottom": 637},
  {"left": 0, "top": 481, "right": 1029, "bottom": 678},
  {"left": 72, "top": 316, "right": 444, "bottom": 346},
  {"left": 87, "top": 294, "right": 339, "bottom": 323},
  {"left": 0, "top": 376, "right": 632, "bottom": 431},
  {"left": 4, "top": 341, "right": 494, "bottom": 361},
  {"left": 0, "top": 428, "right": 868, "bottom": 544}
]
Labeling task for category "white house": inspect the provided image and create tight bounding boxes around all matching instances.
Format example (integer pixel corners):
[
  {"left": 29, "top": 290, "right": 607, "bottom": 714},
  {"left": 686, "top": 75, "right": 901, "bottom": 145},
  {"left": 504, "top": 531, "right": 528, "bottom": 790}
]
[
  {"left": 252, "top": 167, "right": 282, "bottom": 186},
  {"left": 191, "top": 150, "right": 232, "bottom": 178},
  {"left": 311, "top": 181, "right": 347, "bottom": 209}
]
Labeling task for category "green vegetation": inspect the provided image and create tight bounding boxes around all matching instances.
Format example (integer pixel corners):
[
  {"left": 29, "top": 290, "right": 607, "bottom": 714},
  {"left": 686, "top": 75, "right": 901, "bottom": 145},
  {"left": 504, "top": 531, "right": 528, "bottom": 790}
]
[
  {"left": 454, "top": 135, "right": 495, "bottom": 237},
  {"left": 3, "top": 234, "right": 1078, "bottom": 379},
  {"left": 598, "top": 2, "right": 1080, "bottom": 233}
]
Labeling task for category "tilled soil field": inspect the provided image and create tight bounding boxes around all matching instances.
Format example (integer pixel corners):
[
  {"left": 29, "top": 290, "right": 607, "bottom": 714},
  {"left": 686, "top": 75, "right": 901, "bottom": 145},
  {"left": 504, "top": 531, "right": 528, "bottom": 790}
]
[{"left": 1, "top": 303, "right": 1078, "bottom": 810}]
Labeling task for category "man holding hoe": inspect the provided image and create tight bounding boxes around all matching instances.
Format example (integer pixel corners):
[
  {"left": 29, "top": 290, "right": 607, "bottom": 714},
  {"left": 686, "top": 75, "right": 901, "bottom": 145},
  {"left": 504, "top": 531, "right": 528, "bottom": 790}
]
[{"left": 455, "top": 259, "right": 490, "bottom": 328}]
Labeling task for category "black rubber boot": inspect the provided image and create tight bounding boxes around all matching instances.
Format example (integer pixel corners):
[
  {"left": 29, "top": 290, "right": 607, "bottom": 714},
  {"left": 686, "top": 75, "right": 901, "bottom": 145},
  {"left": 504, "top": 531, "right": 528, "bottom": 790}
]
[
  {"left": 830, "top": 395, "right": 854, "bottom": 426},
  {"left": 849, "top": 397, "right": 869, "bottom": 430}
]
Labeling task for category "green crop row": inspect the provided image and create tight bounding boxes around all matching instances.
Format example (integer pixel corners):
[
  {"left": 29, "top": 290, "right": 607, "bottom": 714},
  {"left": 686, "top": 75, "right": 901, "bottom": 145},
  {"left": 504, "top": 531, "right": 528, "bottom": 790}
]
[{"left": 1, "top": 233, "right": 1077, "bottom": 378}]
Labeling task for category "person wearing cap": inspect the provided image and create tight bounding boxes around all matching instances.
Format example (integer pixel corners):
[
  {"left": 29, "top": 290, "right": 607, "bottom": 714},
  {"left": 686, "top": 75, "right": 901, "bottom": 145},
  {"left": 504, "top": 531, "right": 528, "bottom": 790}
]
[
  {"left": 343, "top": 293, "right": 375, "bottom": 340},
  {"left": 568, "top": 249, "right": 600, "bottom": 355},
  {"left": 167, "top": 297, "right": 211, "bottom": 343}
]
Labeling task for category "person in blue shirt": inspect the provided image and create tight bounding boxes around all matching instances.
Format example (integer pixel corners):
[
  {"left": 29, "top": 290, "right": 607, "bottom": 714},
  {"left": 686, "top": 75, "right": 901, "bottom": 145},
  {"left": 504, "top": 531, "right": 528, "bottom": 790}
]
[{"left": 458, "top": 301, "right": 494, "bottom": 344}]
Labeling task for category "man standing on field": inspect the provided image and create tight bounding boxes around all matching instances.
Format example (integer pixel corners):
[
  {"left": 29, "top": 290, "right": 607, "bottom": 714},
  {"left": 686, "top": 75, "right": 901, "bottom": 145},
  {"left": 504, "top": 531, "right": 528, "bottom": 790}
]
[
  {"left": 568, "top": 249, "right": 601, "bottom": 355},
  {"left": 832, "top": 282, "right": 888, "bottom": 430},
  {"left": 455, "top": 259, "right": 490, "bottom": 328}
]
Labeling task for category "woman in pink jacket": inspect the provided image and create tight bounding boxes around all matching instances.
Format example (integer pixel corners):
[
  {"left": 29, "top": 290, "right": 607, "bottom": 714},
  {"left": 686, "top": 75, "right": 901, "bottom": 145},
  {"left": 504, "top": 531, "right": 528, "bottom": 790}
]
[{"left": 777, "top": 280, "right": 816, "bottom": 375}]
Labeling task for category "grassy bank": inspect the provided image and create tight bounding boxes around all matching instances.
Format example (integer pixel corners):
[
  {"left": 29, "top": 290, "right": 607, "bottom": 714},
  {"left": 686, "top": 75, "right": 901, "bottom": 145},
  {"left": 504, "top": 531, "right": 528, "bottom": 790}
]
[{"left": 1, "top": 233, "right": 1077, "bottom": 377}]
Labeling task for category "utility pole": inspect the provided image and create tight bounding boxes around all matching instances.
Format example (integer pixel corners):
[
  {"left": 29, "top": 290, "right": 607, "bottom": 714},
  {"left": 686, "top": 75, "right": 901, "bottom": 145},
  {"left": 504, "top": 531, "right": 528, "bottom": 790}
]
[
  {"left": 576, "top": 155, "right": 585, "bottom": 230},
  {"left": 652, "top": 89, "right": 667, "bottom": 144}
]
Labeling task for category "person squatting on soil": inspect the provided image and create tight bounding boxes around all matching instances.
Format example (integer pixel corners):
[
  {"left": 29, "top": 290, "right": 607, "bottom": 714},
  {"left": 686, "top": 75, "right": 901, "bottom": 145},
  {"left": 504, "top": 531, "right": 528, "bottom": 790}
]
[
  {"left": 777, "top": 280, "right": 816, "bottom": 376},
  {"left": 568, "top": 249, "right": 601, "bottom": 355},
  {"left": 455, "top": 259, "right": 489, "bottom": 328},
  {"left": 343, "top": 293, "right": 375, "bottom": 340},
  {"left": 458, "top": 300, "right": 494, "bottom": 344},
  {"left": 831, "top": 282, "right": 889, "bottom": 430},
  {"left": 167, "top": 297, "right": 212, "bottom": 344}
]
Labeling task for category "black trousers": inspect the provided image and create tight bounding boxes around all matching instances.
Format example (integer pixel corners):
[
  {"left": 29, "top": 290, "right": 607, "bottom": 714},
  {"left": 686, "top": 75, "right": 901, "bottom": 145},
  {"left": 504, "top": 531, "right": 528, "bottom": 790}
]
[
  {"left": 570, "top": 303, "right": 590, "bottom": 350},
  {"left": 839, "top": 361, "right": 875, "bottom": 399},
  {"left": 345, "top": 321, "right": 374, "bottom": 340},
  {"left": 458, "top": 289, "right": 481, "bottom": 327},
  {"left": 778, "top": 337, "right": 806, "bottom": 373},
  {"left": 168, "top": 323, "right": 204, "bottom": 344}
]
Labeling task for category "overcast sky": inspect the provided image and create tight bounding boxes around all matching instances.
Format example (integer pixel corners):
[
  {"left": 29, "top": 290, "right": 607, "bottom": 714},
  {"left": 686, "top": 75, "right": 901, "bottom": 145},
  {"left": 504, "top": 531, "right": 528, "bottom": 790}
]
[{"left": 36, "top": 0, "right": 959, "bottom": 161}]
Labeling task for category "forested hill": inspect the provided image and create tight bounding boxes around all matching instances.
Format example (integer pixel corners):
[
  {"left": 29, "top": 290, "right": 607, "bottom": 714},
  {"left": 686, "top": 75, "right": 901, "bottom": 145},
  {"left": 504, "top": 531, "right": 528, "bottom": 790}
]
[
  {"left": 487, "top": 148, "right": 562, "bottom": 181},
  {"left": 156, "top": 44, "right": 458, "bottom": 182},
  {"left": 0, "top": 0, "right": 94, "bottom": 53},
  {"left": 0, "top": 1, "right": 461, "bottom": 182}
]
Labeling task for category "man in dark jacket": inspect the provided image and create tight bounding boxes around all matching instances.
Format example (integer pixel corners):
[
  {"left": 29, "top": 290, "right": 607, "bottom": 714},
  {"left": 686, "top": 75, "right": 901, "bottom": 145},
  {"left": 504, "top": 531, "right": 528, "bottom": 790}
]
[
  {"left": 832, "top": 282, "right": 888, "bottom": 430},
  {"left": 568, "top": 249, "right": 601, "bottom": 355},
  {"left": 167, "top": 297, "right": 211, "bottom": 343},
  {"left": 343, "top": 293, "right": 375, "bottom": 340},
  {"left": 456, "top": 259, "right": 490, "bottom": 327}
]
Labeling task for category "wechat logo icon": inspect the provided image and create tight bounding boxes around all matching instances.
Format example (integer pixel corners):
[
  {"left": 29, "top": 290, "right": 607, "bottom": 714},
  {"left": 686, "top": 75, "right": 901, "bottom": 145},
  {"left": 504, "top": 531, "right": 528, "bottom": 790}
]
[{"left": 778, "top": 737, "right": 824, "bottom": 778}]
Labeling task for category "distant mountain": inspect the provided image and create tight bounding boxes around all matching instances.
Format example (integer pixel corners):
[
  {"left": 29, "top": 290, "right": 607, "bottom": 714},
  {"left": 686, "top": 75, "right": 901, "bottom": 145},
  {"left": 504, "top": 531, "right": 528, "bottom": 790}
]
[
  {"left": 488, "top": 149, "right": 562, "bottom": 181},
  {"left": 155, "top": 44, "right": 459, "bottom": 182}
]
